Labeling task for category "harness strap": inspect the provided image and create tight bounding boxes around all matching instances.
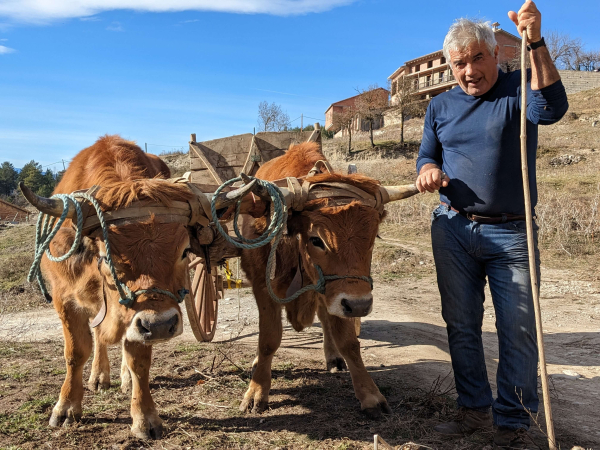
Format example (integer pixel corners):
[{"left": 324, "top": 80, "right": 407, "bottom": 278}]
[
  {"left": 185, "top": 182, "right": 212, "bottom": 227},
  {"left": 286, "top": 177, "right": 309, "bottom": 211},
  {"left": 81, "top": 200, "right": 194, "bottom": 231},
  {"left": 307, "top": 160, "right": 334, "bottom": 177}
]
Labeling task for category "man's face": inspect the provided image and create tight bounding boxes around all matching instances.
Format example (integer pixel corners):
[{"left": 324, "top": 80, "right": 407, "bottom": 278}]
[{"left": 449, "top": 41, "right": 499, "bottom": 96}]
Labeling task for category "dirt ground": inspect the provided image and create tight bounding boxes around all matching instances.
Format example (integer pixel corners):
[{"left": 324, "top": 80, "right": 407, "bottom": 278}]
[
  {"left": 1, "top": 87, "right": 598, "bottom": 450},
  {"left": 0, "top": 252, "right": 598, "bottom": 449}
]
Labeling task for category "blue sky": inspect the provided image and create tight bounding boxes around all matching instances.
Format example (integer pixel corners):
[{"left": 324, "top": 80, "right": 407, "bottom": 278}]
[{"left": 0, "top": 0, "right": 598, "bottom": 170}]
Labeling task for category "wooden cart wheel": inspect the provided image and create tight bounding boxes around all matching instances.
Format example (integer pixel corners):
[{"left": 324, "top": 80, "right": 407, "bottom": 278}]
[
  {"left": 354, "top": 317, "right": 361, "bottom": 337},
  {"left": 185, "top": 255, "right": 224, "bottom": 342}
]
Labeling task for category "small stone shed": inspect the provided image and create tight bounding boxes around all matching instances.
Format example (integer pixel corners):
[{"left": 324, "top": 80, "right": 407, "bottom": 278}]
[{"left": 0, "top": 198, "right": 31, "bottom": 223}]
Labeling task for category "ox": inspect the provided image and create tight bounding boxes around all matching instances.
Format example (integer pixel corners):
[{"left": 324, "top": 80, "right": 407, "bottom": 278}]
[
  {"left": 239, "top": 142, "right": 417, "bottom": 418},
  {"left": 23, "top": 135, "right": 250, "bottom": 439}
]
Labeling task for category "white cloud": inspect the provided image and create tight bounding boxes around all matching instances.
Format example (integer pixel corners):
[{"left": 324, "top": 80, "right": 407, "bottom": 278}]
[
  {"left": 0, "top": 0, "right": 355, "bottom": 23},
  {"left": 0, "top": 44, "right": 14, "bottom": 54},
  {"left": 0, "top": 38, "right": 7, "bottom": 41},
  {"left": 106, "top": 21, "right": 124, "bottom": 31},
  {"left": 79, "top": 16, "right": 101, "bottom": 21}
]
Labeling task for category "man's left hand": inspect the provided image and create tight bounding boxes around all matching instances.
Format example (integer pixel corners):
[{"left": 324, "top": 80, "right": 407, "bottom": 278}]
[{"left": 508, "top": 0, "right": 542, "bottom": 43}]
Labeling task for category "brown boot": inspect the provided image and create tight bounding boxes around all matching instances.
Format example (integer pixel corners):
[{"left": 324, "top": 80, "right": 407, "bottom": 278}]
[
  {"left": 494, "top": 427, "right": 536, "bottom": 449},
  {"left": 433, "top": 407, "right": 492, "bottom": 437}
]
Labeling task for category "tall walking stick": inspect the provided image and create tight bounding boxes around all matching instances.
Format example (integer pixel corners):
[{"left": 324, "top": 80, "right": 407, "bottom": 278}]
[{"left": 519, "top": 33, "right": 557, "bottom": 450}]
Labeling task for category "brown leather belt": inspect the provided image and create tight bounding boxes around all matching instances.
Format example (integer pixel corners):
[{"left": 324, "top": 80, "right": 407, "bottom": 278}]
[{"left": 441, "top": 202, "right": 526, "bottom": 224}]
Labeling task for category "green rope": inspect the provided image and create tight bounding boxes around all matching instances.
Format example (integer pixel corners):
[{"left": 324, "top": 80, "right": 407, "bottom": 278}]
[
  {"left": 210, "top": 176, "right": 373, "bottom": 304},
  {"left": 28, "top": 192, "right": 187, "bottom": 307}
]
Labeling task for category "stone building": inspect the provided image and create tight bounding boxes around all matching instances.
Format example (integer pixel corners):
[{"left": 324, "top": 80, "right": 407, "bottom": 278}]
[
  {"left": 324, "top": 88, "right": 389, "bottom": 135},
  {"left": 388, "top": 23, "right": 522, "bottom": 103},
  {"left": 0, "top": 198, "right": 31, "bottom": 223}
]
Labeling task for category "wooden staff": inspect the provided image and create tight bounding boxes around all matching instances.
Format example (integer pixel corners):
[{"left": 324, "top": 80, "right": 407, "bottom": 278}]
[{"left": 519, "top": 32, "right": 557, "bottom": 450}]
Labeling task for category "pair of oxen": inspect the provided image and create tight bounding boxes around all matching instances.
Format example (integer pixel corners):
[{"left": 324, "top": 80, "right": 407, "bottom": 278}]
[{"left": 22, "top": 135, "right": 418, "bottom": 440}]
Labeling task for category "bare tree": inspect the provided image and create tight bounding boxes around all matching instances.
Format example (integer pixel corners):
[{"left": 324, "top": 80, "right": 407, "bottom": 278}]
[
  {"left": 257, "top": 101, "right": 290, "bottom": 132},
  {"left": 545, "top": 30, "right": 583, "bottom": 69},
  {"left": 569, "top": 48, "right": 600, "bottom": 71},
  {"left": 354, "top": 85, "right": 389, "bottom": 148},
  {"left": 331, "top": 105, "right": 357, "bottom": 156},
  {"left": 580, "top": 50, "right": 600, "bottom": 71},
  {"left": 388, "top": 76, "right": 426, "bottom": 145}
]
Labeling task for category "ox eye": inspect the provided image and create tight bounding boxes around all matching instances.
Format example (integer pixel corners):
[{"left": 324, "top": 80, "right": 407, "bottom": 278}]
[{"left": 309, "top": 236, "right": 325, "bottom": 250}]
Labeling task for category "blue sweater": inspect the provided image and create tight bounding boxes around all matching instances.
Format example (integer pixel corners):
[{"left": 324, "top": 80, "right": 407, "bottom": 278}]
[{"left": 416, "top": 69, "right": 568, "bottom": 216}]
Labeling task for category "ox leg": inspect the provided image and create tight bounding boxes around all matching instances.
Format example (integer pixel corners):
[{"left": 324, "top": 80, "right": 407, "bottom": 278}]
[
  {"left": 88, "top": 329, "right": 111, "bottom": 391},
  {"left": 50, "top": 302, "right": 93, "bottom": 427},
  {"left": 120, "top": 340, "right": 132, "bottom": 393},
  {"left": 322, "top": 311, "right": 391, "bottom": 419},
  {"left": 317, "top": 304, "right": 347, "bottom": 373},
  {"left": 240, "top": 293, "right": 282, "bottom": 414},
  {"left": 123, "top": 339, "right": 163, "bottom": 440}
]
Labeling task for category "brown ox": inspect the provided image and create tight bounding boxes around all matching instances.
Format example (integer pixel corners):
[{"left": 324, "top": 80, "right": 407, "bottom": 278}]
[
  {"left": 240, "top": 142, "right": 407, "bottom": 418},
  {"left": 27, "top": 135, "right": 213, "bottom": 439}
]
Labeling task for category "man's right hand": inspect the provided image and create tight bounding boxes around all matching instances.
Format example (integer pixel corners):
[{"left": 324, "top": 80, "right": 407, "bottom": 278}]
[{"left": 416, "top": 165, "right": 450, "bottom": 193}]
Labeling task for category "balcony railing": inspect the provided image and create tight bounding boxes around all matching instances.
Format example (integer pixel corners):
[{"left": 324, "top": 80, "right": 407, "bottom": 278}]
[{"left": 414, "top": 73, "right": 455, "bottom": 91}]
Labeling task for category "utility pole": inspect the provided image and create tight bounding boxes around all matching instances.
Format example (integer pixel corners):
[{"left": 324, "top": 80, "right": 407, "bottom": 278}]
[
  {"left": 301, "top": 114, "right": 303, "bottom": 132},
  {"left": 61, "top": 159, "right": 65, "bottom": 171},
  {"left": 145, "top": 143, "right": 148, "bottom": 153}
]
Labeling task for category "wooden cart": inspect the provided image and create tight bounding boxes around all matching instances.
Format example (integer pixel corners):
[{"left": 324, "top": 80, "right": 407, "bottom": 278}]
[{"left": 185, "top": 127, "right": 322, "bottom": 342}]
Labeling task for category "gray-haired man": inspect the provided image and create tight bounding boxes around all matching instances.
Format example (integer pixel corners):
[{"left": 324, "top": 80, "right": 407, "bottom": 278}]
[{"left": 416, "top": 2, "right": 568, "bottom": 448}]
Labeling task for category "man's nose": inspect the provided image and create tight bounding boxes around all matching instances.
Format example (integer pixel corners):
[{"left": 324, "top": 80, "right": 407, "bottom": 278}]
[{"left": 465, "top": 64, "right": 474, "bottom": 76}]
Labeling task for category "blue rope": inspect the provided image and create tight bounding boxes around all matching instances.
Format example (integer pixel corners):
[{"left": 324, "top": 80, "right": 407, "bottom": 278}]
[
  {"left": 210, "top": 176, "right": 373, "bottom": 304},
  {"left": 28, "top": 192, "right": 187, "bottom": 307}
]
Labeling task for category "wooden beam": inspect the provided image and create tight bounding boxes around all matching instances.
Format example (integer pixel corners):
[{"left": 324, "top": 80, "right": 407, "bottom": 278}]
[
  {"left": 240, "top": 135, "right": 258, "bottom": 175},
  {"left": 189, "top": 143, "right": 225, "bottom": 185}
]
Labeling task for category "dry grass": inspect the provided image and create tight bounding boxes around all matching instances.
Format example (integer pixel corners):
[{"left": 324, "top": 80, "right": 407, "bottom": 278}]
[
  {"left": 0, "top": 224, "right": 36, "bottom": 292},
  {"left": 0, "top": 341, "right": 557, "bottom": 450}
]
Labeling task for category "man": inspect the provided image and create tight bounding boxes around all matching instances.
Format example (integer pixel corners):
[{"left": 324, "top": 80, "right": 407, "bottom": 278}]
[{"left": 416, "top": 2, "right": 568, "bottom": 449}]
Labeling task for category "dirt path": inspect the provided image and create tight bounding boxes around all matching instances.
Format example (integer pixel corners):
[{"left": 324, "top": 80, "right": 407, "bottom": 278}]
[{"left": 1, "top": 266, "right": 598, "bottom": 448}]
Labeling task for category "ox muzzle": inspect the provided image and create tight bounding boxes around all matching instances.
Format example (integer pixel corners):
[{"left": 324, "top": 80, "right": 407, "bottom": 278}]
[{"left": 126, "top": 308, "right": 183, "bottom": 343}]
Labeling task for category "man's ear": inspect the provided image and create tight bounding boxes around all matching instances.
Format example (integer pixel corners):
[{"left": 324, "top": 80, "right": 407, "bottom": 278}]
[{"left": 494, "top": 44, "right": 500, "bottom": 62}]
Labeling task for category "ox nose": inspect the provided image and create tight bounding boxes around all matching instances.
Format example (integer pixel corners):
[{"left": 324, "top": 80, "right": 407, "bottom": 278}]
[
  {"left": 135, "top": 314, "right": 179, "bottom": 342},
  {"left": 341, "top": 296, "right": 373, "bottom": 317}
]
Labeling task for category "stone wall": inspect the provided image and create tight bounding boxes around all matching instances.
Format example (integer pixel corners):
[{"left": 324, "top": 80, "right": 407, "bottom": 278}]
[{"left": 559, "top": 70, "right": 600, "bottom": 94}]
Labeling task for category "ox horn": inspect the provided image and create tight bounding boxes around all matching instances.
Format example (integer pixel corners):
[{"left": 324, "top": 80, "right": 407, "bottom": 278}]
[
  {"left": 19, "top": 182, "right": 76, "bottom": 218},
  {"left": 381, "top": 184, "right": 420, "bottom": 203},
  {"left": 209, "top": 178, "right": 258, "bottom": 211}
]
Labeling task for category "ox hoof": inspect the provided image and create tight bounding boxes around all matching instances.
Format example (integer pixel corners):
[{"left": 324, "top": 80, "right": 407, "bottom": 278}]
[
  {"left": 132, "top": 420, "right": 163, "bottom": 440},
  {"left": 88, "top": 374, "right": 111, "bottom": 392},
  {"left": 326, "top": 357, "right": 347, "bottom": 373},
  {"left": 362, "top": 401, "right": 392, "bottom": 420},
  {"left": 239, "top": 397, "right": 268, "bottom": 414},
  {"left": 49, "top": 408, "right": 82, "bottom": 427}
]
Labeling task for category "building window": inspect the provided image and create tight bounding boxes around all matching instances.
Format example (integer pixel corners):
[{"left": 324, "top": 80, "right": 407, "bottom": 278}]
[
  {"left": 441, "top": 56, "right": 446, "bottom": 64},
  {"left": 426, "top": 75, "right": 431, "bottom": 86},
  {"left": 439, "top": 72, "right": 444, "bottom": 82},
  {"left": 427, "top": 60, "right": 433, "bottom": 68},
  {"left": 415, "top": 65, "right": 420, "bottom": 72}
]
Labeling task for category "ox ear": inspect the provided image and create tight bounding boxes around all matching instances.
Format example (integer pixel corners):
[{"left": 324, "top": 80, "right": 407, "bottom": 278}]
[{"left": 381, "top": 184, "right": 419, "bottom": 203}]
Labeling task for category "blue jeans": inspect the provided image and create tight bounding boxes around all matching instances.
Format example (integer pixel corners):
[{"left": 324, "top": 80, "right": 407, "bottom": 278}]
[{"left": 430, "top": 204, "right": 539, "bottom": 430}]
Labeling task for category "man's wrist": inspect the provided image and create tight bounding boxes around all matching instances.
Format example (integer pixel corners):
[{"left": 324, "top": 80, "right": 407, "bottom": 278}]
[
  {"left": 419, "top": 163, "right": 441, "bottom": 175},
  {"left": 527, "top": 37, "right": 545, "bottom": 51}
]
